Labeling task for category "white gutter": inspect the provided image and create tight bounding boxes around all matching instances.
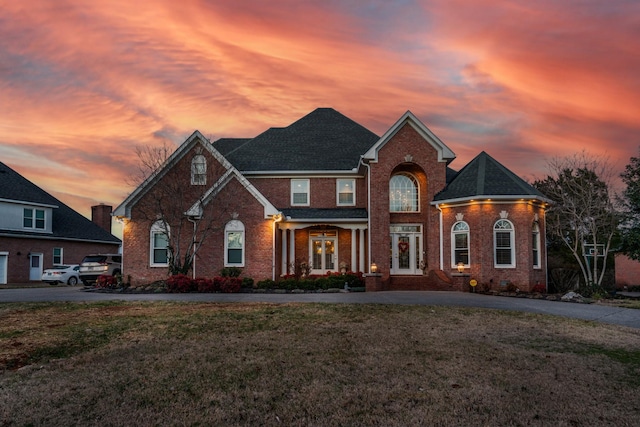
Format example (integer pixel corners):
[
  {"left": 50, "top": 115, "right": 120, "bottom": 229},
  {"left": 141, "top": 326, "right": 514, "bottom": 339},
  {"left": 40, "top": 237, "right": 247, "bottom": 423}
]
[{"left": 435, "top": 203, "right": 444, "bottom": 270}]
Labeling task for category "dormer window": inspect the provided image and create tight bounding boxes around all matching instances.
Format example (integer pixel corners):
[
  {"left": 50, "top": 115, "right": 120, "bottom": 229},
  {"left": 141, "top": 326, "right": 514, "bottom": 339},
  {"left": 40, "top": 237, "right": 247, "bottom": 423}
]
[
  {"left": 191, "top": 155, "right": 206, "bottom": 185},
  {"left": 337, "top": 179, "right": 355, "bottom": 206},
  {"left": 291, "top": 179, "right": 310, "bottom": 206},
  {"left": 23, "top": 208, "right": 45, "bottom": 230}
]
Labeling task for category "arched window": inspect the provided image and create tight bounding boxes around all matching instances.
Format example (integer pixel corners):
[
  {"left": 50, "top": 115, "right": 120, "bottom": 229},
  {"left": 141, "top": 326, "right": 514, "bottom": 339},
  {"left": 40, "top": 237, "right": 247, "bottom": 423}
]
[
  {"left": 191, "top": 155, "right": 206, "bottom": 185},
  {"left": 150, "top": 221, "right": 169, "bottom": 267},
  {"left": 389, "top": 174, "right": 419, "bottom": 212},
  {"left": 532, "top": 222, "right": 541, "bottom": 268},
  {"left": 225, "top": 220, "right": 245, "bottom": 266},
  {"left": 494, "top": 219, "right": 515, "bottom": 268},
  {"left": 451, "top": 221, "right": 470, "bottom": 267}
]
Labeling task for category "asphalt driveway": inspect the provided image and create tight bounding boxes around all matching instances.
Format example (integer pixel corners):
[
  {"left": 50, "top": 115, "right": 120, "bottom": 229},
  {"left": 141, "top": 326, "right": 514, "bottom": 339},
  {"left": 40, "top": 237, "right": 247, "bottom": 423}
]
[{"left": 1, "top": 287, "right": 639, "bottom": 329}]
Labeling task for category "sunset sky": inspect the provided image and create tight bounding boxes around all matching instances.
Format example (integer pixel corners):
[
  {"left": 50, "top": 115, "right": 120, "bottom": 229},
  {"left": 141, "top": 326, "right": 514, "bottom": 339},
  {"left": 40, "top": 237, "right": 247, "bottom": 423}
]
[{"left": 2, "top": 0, "right": 639, "bottom": 231}]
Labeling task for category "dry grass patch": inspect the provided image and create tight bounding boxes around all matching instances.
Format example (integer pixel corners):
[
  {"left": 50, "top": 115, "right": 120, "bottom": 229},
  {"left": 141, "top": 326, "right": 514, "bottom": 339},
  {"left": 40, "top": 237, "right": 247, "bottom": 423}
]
[{"left": 1, "top": 302, "right": 639, "bottom": 426}]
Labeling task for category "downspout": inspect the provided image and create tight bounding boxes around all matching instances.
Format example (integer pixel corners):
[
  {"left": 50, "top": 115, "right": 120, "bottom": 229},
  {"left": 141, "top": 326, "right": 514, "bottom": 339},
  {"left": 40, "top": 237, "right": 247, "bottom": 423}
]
[
  {"left": 436, "top": 203, "right": 444, "bottom": 270},
  {"left": 272, "top": 213, "right": 283, "bottom": 281}
]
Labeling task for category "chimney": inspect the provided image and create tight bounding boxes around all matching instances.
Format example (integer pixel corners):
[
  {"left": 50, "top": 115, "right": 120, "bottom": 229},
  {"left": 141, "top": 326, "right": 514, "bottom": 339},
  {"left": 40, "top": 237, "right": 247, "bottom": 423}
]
[{"left": 91, "top": 204, "right": 113, "bottom": 234}]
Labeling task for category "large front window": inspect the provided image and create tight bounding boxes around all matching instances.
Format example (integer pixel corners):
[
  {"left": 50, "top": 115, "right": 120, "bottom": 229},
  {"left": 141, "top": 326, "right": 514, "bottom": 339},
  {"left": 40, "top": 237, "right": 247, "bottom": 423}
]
[
  {"left": 452, "top": 221, "right": 470, "bottom": 267},
  {"left": 225, "top": 220, "right": 245, "bottom": 266},
  {"left": 390, "top": 174, "right": 418, "bottom": 212},
  {"left": 494, "top": 219, "right": 515, "bottom": 267}
]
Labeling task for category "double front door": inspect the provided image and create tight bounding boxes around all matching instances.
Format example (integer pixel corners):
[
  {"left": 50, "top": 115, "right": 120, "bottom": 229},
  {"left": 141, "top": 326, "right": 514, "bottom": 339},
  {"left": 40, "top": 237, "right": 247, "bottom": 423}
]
[
  {"left": 311, "top": 231, "right": 336, "bottom": 274},
  {"left": 390, "top": 225, "right": 423, "bottom": 275}
]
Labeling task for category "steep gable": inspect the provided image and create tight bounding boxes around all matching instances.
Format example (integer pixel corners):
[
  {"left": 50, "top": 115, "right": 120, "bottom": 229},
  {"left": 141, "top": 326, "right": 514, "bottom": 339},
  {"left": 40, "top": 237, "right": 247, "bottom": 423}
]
[
  {"left": 433, "top": 151, "right": 549, "bottom": 203},
  {"left": 223, "top": 108, "right": 379, "bottom": 172},
  {"left": 0, "top": 162, "right": 120, "bottom": 243}
]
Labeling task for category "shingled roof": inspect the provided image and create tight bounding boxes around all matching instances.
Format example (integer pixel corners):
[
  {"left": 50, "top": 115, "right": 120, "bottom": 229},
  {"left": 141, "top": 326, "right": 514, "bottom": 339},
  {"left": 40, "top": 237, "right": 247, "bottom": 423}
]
[
  {"left": 0, "top": 162, "right": 121, "bottom": 243},
  {"left": 220, "top": 108, "right": 379, "bottom": 172},
  {"left": 434, "top": 151, "right": 547, "bottom": 202}
]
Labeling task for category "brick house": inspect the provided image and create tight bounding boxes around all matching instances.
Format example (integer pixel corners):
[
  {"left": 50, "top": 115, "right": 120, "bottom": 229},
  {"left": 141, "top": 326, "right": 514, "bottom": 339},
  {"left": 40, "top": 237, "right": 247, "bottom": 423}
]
[
  {"left": 114, "top": 108, "right": 550, "bottom": 291},
  {"left": 0, "top": 162, "right": 121, "bottom": 284}
]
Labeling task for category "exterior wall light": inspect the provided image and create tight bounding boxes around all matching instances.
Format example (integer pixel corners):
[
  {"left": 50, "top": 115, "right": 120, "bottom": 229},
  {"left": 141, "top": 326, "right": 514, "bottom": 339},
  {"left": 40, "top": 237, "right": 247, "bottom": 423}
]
[
  {"left": 457, "top": 262, "right": 465, "bottom": 273},
  {"left": 370, "top": 262, "right": 378, "bottom": 273}
]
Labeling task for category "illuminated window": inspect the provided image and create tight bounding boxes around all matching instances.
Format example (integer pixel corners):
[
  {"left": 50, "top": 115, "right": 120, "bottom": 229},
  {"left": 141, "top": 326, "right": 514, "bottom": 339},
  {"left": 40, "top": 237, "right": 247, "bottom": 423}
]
[
  {"left": 337, "top": 179, "right": 355, "bottom": 205},
  {"left": 291, "top": 179, "right": 310, "bottom": 206},
  {"left": 532, "top": 222, "right": 541, "bottom": 268},
  {"left": 191, "top": 155, "right": 207, "bottom": 185},
  {"left": 451, "top": 221, "right": 470, "bottom": 267},
  {"left": 150, "top": 221, "right": 169, "bottom": 267},
  {"left": 225, "top": 220, "right": 245, "bottom": 266},
  {"left": 389, "top": 174, "right": 418, "bottom": 212},
  {"left": 494, "top": 219, "right": 515, "bottom": 267}
]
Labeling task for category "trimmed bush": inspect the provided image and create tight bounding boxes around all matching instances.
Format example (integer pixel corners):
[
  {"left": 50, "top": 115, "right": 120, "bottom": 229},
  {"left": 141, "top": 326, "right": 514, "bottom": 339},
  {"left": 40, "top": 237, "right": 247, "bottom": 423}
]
[{"left": 167, "top": 274, "right": 195, "bottom": 293}]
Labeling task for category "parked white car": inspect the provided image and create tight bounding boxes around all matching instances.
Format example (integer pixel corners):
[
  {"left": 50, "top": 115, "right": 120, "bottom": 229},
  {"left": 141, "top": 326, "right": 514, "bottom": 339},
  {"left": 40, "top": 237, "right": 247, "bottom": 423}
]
[{"left": 41, "top": 264, "right": 80, "bottom": 286}]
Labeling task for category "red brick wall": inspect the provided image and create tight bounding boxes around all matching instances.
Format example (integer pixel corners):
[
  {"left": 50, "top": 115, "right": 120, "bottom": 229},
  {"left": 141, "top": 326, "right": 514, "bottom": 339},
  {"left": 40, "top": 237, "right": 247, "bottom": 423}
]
[
  {"left": 615, "top": 254, "right": 640, "bottom": 288},
  {"left": 2, "top": 237, "right": 119, "bottom": 283},
  {"left": 368, "top": 123, "right": 448, "bottom": 280}
]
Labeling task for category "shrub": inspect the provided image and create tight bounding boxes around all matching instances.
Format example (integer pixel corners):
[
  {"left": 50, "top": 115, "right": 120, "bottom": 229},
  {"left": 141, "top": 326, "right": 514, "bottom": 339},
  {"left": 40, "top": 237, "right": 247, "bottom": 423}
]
[
  {"left": 220, "top": 267, "right": 242, "bottom": 278},
  {"left": 531, "top": 283, "right": 546, "bottom": 294},
  {"left": 96, "top": 275, "right": 117, "bottom": 289},
  {"left": 166, "top": 274, "right": 195, "bottom": 293},
  {"left": 241, "top": 277, "right": 254, "bottom": 289},
  {"left": 195, "top": 277, "right": 215, "bottom": 293},
  {"left": 220, "top": 277, "right": 241, "bottom": 293},
  {"left": 256, "top": 279, "right": 276, "bottom": 290}
]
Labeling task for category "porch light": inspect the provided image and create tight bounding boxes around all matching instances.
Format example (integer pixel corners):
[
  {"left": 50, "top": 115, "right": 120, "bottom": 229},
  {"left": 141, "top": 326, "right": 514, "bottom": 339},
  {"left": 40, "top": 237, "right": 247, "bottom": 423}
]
[
  {"left": 457, "top": 262, "right": 465, "bottom": 273},
  {"left": 370, "top": 262, "right": 378, "bottom": 273}
]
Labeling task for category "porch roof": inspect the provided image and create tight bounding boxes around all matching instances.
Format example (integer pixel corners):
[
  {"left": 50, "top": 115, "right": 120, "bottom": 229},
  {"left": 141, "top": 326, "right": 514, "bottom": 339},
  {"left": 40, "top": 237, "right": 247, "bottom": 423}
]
[{"left": 281, "top": 208, "right": 368, "bottom": 221}]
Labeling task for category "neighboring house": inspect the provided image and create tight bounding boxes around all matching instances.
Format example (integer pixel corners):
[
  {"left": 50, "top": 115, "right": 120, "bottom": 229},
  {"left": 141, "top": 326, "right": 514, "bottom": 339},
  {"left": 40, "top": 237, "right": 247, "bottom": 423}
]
[
  {"left": 0, "top": 162, "right": 121, "bottom": 284},
  {"left": 615, "top": 254, "right": 640, "bottom": 288},
  {"left": 114, "top": 108, "right": 550, "bottom": 291}
]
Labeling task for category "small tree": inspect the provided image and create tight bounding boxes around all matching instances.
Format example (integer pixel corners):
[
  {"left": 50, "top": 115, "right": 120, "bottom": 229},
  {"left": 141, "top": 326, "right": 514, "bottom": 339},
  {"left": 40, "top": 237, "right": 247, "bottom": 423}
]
[
  {"left": 533, "top": 152, "right": 619, "bottom": 295},
  {"left": 619, "top": 149, "right": 640, "bottom": 261},
  {"left": 128, "top": 141, "right": 233, "bottom": 276}
]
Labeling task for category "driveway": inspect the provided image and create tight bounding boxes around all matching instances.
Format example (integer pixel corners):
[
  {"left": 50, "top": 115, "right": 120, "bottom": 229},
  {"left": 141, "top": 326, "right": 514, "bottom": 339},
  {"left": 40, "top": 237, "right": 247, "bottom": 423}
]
[{"left": 1, "top": 287, "right": 639, "bottom": 329}]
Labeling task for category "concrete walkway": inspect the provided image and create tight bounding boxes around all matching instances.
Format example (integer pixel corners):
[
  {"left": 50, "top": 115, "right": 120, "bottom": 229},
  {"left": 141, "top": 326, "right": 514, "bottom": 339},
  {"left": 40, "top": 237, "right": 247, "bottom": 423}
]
[{"left": 1, "top": 287, "right": 639, "bottom": 329}]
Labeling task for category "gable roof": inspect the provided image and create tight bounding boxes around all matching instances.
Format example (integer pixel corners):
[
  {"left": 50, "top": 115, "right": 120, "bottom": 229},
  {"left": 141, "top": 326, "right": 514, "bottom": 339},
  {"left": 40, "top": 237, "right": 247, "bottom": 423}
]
[
  {"left": 221, "top": 108, "right": 379, "bottom": 173},
  {"left": 363, "top": 111, "right": 456, "bottom": 164},
  {"left": 0, "top": 162, "right": 121, "bottom": 244},
  {"left": 114, "top": 131, "right": 278, "bottom": 219},
  {"left": 433, "top": 151, "right": 550, "bottom": 203}
]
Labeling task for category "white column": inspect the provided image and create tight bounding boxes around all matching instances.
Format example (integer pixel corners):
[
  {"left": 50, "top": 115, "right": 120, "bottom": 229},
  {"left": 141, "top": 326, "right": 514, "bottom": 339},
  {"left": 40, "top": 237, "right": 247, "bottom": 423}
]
[
  {"left": 359, "top": 228, "right": 366, "bottom": 273},
  {"left": 351, "top": 229, "right": 357, "bottom": 273},
  {"left": 289, "top": 228, "right": 296, "bottom": 274},
  {"left": 281, "top": 229, "right": 287, "bottom": 276}
]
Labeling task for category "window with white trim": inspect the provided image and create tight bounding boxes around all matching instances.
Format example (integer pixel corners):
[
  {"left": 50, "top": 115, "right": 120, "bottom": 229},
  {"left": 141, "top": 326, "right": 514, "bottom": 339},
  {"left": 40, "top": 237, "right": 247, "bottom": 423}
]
[
  {"left": 225, "top": 220, "right": 245, "bottom": 266},
  {"left": 191, "top": 155, "right": 207, "bottom": 185},
  {"left": 53, "top": 247, "right": 63, "bottom": 265},
  {"left": 494, "top": 219, "right": 515, "bottom": 267},
  {"left": 291, "top": 179, "right": 310, "bottom": 206},
  {"left": 451, "top": 221, "right": 470, "bottom": 267},
  {"left": 532, "top": 222, "right": 541, "bottom": 268},
  {"left": 389, "top": 174, "right": 419, "bottom": 212},
  {"left": 337, "top": 179, "right": 355, "bottom": 206},
  {"left": 150, "top": 221, "right": 170, "bottom": 267},
  {"left": 23, "top": 208, "right": 45, "bottom": 230}
]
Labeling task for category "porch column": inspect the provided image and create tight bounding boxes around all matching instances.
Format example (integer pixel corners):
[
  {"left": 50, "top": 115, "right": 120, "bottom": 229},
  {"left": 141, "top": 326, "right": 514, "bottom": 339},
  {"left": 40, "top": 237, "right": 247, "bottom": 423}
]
[
  {"left": 289, "top": 228, "right": 296, "bottom": 274},
  {"left": 359, "top": 228, "right": 366, "bottom": 273},
  {"left": 351, "top": 229, "right": 357, "bottom": 273},
  {"left": 281, "top": 229, "right": 287, "bottom": 276}
]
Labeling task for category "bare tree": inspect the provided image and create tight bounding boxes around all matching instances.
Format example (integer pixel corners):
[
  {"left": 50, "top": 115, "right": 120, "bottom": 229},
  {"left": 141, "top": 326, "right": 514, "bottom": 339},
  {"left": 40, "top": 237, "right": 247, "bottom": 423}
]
[
  {"left": 128, "top": 141, "right": 233, "bottom": 277},
  {"left": 533, "top": 151, "right": 619, "bottom": 293}
]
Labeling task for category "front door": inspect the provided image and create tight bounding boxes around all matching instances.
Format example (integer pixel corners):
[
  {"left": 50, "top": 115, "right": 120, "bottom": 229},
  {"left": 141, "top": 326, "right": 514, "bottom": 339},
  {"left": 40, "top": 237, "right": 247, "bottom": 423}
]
[
  {"left": 29, "top": 253, "right": 43, "bottom": 281},
  {"left": 390, "top": 225, "right": 422, "bottom": 275},
  {"left": 310, "top": 231, "right": 337, "bottom": 274}
]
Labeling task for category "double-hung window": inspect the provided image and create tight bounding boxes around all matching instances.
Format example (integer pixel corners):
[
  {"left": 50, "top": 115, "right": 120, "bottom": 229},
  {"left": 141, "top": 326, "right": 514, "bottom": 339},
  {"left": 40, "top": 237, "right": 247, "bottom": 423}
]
[
  {"left": 451, "top": 221, "right": 470, "bottom": 267},
  {"left": 53, "top": 248, "right": 63, "bottom": 265},
  {"left": 150, "top": 221, "right": 169, "bottom": 267},
  {"left": 225, "top": 220, "right": 245, "bottom": 266},
  {"left": 291, "top": 179, "right": 310, "bottom": 206},
  {"left": 494, "top": 219, "right": 515, "bottom": 267},
  {"left": 191, "top": 155, "right": 207, "bottom": 185},
  {"left": 23, "top": 208, "right": 45, "bottom": 230},
  {"left": 532, "top": 222, "right": 541, "bottom": 268},
  {"left": 337, "top": 179, "right": 355, "bottom": 206}
]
